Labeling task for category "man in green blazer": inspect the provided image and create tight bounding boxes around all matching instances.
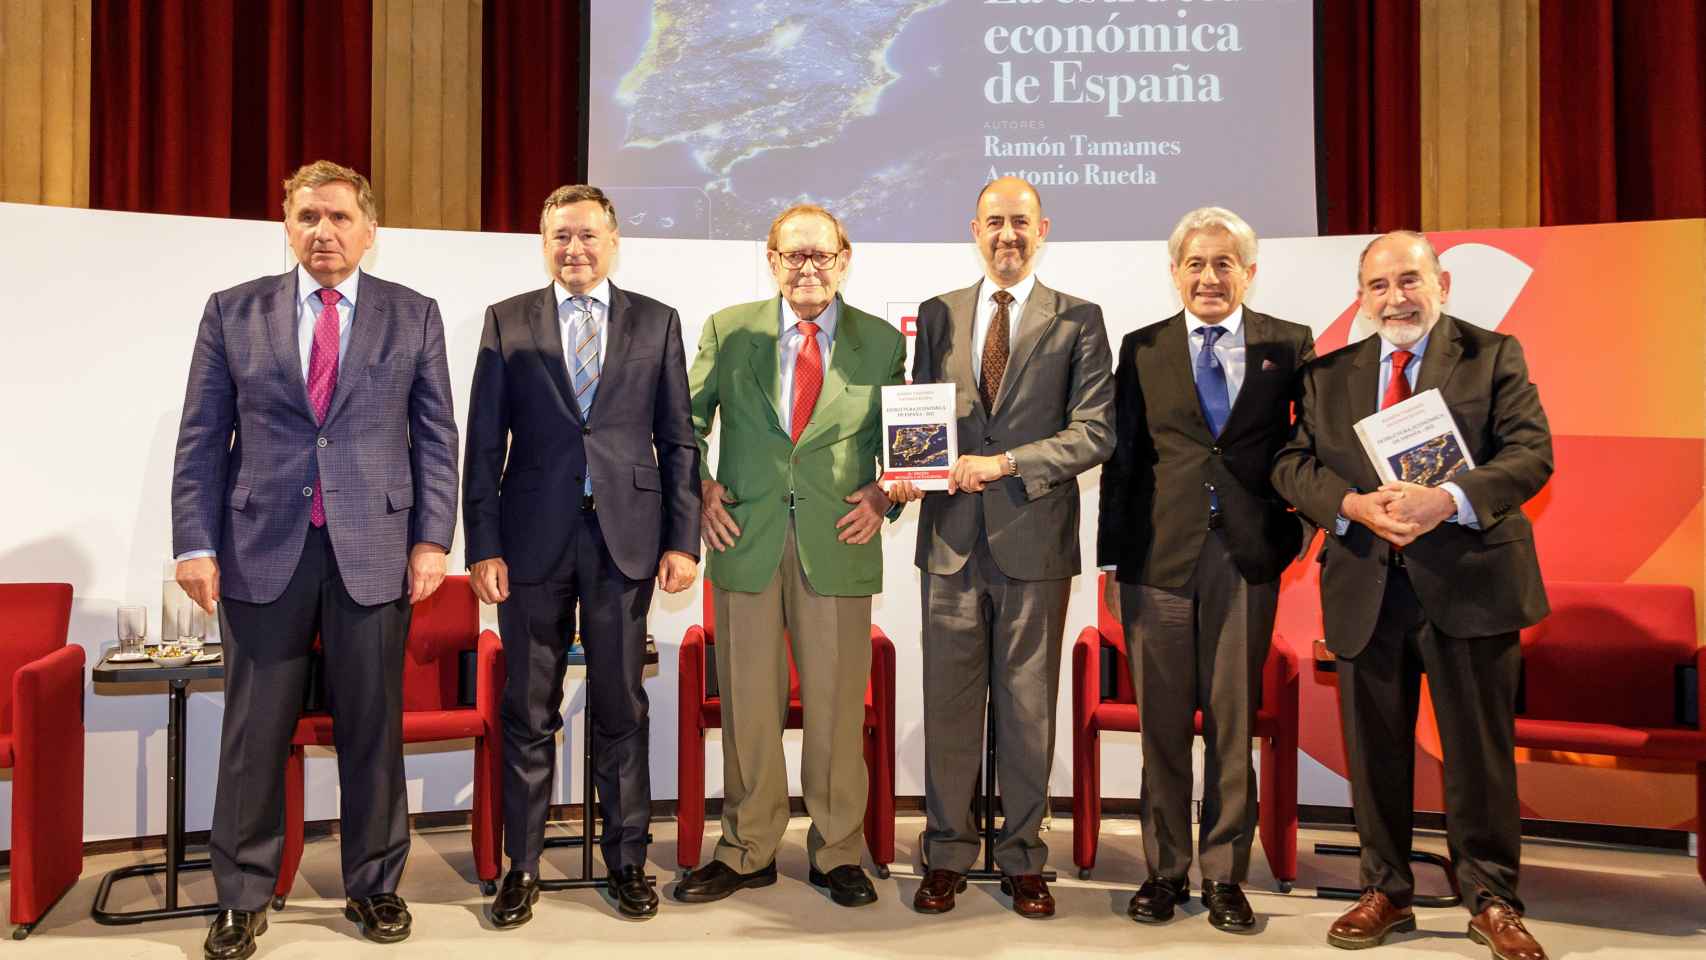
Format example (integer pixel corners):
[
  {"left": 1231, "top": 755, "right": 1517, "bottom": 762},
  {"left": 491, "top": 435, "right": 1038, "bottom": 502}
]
[{"left": 676, "top": 204, "right": 905, "bottom": 908}]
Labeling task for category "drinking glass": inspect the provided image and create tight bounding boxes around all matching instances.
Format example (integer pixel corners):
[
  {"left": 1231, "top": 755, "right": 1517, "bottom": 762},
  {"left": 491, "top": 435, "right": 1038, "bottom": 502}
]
[
  {"left": 177, "top": 603, "right": 207, "bottom": 655},
  {"left": 117, "top": 604, "right": 147, "bottom": 657}
]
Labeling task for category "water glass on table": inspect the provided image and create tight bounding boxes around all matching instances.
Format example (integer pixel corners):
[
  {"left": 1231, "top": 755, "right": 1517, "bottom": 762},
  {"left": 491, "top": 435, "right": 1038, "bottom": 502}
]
[{"left": 116, "top": 604, "right": 147, "bottom": 659}]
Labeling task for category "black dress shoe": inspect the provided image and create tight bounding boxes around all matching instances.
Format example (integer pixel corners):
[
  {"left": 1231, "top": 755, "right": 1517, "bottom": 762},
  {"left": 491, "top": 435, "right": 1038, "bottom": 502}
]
[
  {"left": 344, "top": 893, "right": 412, "bottom": 944},
  {"left": 490, "top": 870, "right": 540, "bottom": 929},
  {"left": 204, "top": 909, "right": 267, "bottom": 960},
  {"left": 610, "top": 864, "right": 659, "bottom": 919},
  {"left": 673, "top": 859, "right": 778, "bottom": 903},
  {"left": 1128, "top": 876, "right": 1189, "bottom": 923},
  {"left": 808, "top": 864, "right": 878, "bottom": 907},
  {"left": 1201, "top": 880, "right": 1255, "bottom": 932}
]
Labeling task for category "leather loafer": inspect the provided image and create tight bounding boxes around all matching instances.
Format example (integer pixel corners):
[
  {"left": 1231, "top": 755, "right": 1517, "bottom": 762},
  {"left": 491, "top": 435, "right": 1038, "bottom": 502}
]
[
  {"left": 808, "top": 863, "right": 878, "bottom": 907},
  {"left": 999, "top": 873, "right": 1055, "bottom": 919},
  {"left": 1201, "top": 880, "right": 1255, "bottom": 932},
  {"left": 1128, "top": 876, "right": 1189, "bottom": 923},
  {"left": 913, "top": 868, "right": 967, "bottom": 914},
  {"left": 610, "top": 864, "right": 659, "bottom": 919},
  {"left": 1327, "top": 889, "right": 1416, "bottom": 950},
  {"left": 673, "top": 859, "right": 778, "bottom": 903},
  {"left": 490, "top": 869, "right": 540, "bottom": 929},
  {"left": 204, "top": 908, "right": 267, "bottom": 960},
  {"left": 1468, "top": 898, "right": 1548, "bottom": 960},
  {"left": 344, "top": 892, "right": 412, "bottom": 944}
]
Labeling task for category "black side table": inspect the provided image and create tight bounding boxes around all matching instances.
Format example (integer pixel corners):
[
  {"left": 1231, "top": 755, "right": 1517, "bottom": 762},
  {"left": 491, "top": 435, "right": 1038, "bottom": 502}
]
[
  {"left": 90, "top": 652, "right": 225, "bottom": 924},
  {"left": 537, "top": 640, "right": 659, "bottom": 892}
]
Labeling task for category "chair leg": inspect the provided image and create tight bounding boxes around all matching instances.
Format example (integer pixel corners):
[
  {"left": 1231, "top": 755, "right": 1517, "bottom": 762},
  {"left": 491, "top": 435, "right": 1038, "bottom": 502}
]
[
  {"left": 472, "top": 735, "right": 503, "bottom": 892},
  {"left": 272, "top": 747, "right": 306, "bottom": 908},
  {"left": 1696, "top": 761, "right": 1705, "bottom": 889},
  {"left": 677, "top": 729, "right": 707, "bottom": 870},
  {"left": 1072, "top": 722, "right": 1102, "bottom": 879},
  {"left": 1259, "top": 733, "right": 1298, "bottom": 892}
]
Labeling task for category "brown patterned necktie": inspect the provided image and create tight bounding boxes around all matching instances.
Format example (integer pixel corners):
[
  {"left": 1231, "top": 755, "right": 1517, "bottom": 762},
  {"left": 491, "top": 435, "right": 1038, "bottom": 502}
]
[{"left": 981, "top": 289, "right": 1014, "bottom": 410}]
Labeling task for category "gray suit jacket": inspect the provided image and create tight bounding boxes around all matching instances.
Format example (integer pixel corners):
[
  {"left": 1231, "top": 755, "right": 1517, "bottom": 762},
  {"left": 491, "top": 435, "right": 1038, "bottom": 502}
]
[
  {"left": 172, "top": 270, "right": 460, "bottom": 606},
  {"left": 910, "top": 278, "right": 1115, "bottom": 580}
]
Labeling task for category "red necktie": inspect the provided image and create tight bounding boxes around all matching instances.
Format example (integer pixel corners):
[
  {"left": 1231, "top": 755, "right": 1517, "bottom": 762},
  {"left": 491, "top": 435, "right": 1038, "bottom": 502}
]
[
  {"left": 1381, "top": 349, "right": 1413, "bottom": 410},
  {"left": 306, "top": 288, "right": 341, "bottom": 526},
  {"left": 791, "top": 320, "right": 822, "bottom": 445}
]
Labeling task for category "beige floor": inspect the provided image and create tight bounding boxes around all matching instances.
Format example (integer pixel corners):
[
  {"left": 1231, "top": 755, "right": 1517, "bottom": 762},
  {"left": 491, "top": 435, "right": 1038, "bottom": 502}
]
[{"left": 6, "top": 816, "right": 1703, "bottom": 958}]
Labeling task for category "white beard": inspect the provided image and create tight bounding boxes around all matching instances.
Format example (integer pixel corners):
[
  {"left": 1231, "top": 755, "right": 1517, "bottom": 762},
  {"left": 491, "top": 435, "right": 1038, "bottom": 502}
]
[{"left": 1372, "top": 313, "right": 1429, "bottom": 348}]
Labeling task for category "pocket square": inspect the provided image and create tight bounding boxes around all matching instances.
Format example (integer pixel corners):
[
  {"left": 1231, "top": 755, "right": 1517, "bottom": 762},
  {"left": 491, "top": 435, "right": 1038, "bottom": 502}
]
[{"left": 1261, "top": 358, "right": 1279, "bottom": 371}]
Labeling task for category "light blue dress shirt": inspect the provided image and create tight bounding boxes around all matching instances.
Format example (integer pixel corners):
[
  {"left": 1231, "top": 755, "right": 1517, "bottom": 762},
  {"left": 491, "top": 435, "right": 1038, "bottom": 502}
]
[
  {"left": 1185, "top": 306, "right": 1248, "bottom": 404},
  {"left": 778, "top": 296, "right": 838, "bottom": 437}
]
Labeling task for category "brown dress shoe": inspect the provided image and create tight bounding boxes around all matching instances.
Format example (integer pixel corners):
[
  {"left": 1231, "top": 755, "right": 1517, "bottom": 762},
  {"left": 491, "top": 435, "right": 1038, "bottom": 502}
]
[
  {"left": 999, "top": 874, "right": 1055, "bottom": 919},
  {"left": 1468, "top": 898, "right": 1548, "bottom": 960},
  {"left": 1327, "top": 889, "right": 1416, "bottom": 949},
  {"left": 913, "top": 869, "right": 967, "bottom": 914}
]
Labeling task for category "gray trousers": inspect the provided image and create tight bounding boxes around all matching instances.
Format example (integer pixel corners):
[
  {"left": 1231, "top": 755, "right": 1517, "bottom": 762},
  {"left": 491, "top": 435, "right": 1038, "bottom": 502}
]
[
  {"left": 712, "top": 525, "right": 872, "bottom": 873},
  {"left": 921, "top": 532, "right": 1070, "bottom": 876},
  {"left": 1120, "top": 531, "right": 1276, "bottom": 885}
]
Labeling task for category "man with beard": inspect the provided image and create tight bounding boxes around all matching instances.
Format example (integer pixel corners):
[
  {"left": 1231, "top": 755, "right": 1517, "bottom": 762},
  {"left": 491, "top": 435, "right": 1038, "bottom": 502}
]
[
  {"left": 677, "top": 204, "right": 905, "bottom": 908},
  {"left": 1097, "top": 207, "right": 1314, "bottom": 932},
  {"left": 888, "top": 176, "right": 1113, "bottom": 918},
  {"left": 1271, "top": 231, "right": 1553, "bottom": 960}
]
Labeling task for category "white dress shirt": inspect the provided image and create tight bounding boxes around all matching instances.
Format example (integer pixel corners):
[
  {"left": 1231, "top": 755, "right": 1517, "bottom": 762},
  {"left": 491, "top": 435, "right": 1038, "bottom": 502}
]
[
  {"left": 778, "top": 296, "right": 838, "bottom": 437},
  {"left": 971, "top": 272, "right": 1037, "bottom": 382}
]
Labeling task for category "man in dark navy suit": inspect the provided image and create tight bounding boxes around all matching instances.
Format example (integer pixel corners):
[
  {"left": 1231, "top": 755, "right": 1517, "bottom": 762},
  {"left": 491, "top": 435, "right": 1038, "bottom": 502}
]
[
  {"left": 173, "top": 160, "right": 459, "bottom": 959},
  {"left": 463, "top": 185, "right": 700, "bottom": 926}
]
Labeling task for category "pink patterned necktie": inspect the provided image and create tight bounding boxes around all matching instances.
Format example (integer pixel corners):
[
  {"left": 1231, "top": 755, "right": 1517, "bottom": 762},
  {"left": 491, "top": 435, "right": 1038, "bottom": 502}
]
[
  {"left": 306, "top": 288, "right": 341, "bottom": 527},
  {"left": 790, "top": 320, "right": 822, "bottom": 445}
]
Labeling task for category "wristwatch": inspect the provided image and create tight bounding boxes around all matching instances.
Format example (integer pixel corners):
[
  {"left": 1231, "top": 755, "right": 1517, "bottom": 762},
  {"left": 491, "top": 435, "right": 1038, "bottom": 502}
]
[{"left": 1003, "top": 451, "right": 1018, "bottom": 477}]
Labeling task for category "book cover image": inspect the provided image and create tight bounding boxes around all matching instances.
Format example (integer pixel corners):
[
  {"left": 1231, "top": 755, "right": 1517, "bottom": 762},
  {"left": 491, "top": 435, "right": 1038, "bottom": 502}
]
[
  {"left": 887, "top": 423, "right": 951, "bottom": 469},
  {"left": 1388, "top": 433, "right": 1469, "bottom": 486}
]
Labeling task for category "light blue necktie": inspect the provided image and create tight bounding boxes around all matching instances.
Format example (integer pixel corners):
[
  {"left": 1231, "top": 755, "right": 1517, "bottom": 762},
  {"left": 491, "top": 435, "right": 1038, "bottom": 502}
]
[
  {"left": 1194, "top": 325, "right": 1231, "bottom": 436},
  {"left": 569, "top": 296, "right": 599, "bottom": 495}
]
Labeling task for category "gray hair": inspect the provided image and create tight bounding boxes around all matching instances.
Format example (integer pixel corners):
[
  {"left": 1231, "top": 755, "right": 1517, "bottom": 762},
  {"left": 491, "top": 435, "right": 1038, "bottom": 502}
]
[
  {"left": 1167, "top": 206, "right": 1257, "bottom": 265},
  {"left": 1356, "top": 230, "right": 1443, "bottom": 284}
]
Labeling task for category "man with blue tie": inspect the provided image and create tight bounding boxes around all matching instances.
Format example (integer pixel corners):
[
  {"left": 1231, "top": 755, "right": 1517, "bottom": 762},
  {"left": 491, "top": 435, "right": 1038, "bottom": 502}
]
[
  {"left": 463, "top": 185, "right": 701, "bottom": 926},
  {"left": 173, "top": 160, "right": 459, "bottom": 959},
  {"left": 1097, "top": 207, "right": 1314, "bottom": 931}
]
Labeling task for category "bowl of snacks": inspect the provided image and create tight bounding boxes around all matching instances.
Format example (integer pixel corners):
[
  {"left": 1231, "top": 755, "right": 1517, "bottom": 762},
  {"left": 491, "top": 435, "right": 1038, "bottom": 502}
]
[{"left": 150, "top": 643, "right": 195, "bottom": 668}]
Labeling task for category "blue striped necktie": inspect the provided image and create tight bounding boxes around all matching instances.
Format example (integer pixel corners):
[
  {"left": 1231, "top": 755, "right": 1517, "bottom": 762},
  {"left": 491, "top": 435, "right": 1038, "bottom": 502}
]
[
  {"left": 1194, "top": 324, "right": 1230, "bottom": 437},
  {"left": 569, "top": 295, "right": 600, "bottom": 417}
]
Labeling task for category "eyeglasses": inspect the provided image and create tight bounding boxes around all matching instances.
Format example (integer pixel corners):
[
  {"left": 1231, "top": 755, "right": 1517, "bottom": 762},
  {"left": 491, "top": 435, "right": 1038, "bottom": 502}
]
[{"left": 773, "top": 249, "right": 842, "bottom": 270}]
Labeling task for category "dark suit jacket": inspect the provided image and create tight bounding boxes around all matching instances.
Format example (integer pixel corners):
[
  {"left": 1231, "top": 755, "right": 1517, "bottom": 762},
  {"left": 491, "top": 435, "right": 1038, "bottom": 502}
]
[
  {"left": 1098, "top": 309, "right": 1315, "bottom": 588},
  {"left": 171, "top": 270, "right": 460, "bottom": 607},
  {"left": 911, "top": 278, "right": 1115, "bottom": 581},
  {"left": 463, "top": 282, "right": 700, "bottom": 583},
  {"left": 1271, "top": 315, "right": 1553, "bottom": 657}
]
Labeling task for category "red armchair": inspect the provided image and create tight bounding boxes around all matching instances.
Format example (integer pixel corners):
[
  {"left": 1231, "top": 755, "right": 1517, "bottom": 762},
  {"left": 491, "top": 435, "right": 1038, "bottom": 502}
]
[
  {"left": 1514, "top": 581, "right": 1706, "bottom": 885},
  {"left": 677, "top": 589, "right": 896, "bottom": 877},
  {"left": 1, "top": 583, "right": 83, "bottom": 940},
  {"left": 272, "top": 576, "right": 504, "bottom": 905},
  {"left": 1071, "top": 574, "right": 1299, "bottom": 890}
]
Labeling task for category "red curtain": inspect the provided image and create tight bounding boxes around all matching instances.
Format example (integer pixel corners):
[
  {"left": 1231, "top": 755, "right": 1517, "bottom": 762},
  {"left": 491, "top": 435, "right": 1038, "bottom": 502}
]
[
  {"left": 1318, "top": 0, "right": 1423, "bottom": 235},
  {"left": 90, "top": 0, "right": 372, "bottom": 220},
  {"left": 482, "top": 1, "right": 588, "bottom": 234},
  {"left": 1541, "top": 0, "right": 1706, "bottom": 225}
]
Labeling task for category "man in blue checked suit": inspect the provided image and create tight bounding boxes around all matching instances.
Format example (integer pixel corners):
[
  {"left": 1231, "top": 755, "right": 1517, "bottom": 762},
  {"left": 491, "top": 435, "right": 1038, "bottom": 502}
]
[
  {"left": 172, "top": 160, "right": 459, "bottom": 960},
  {"left": 462, "top": 185, "right": 701, "bottom": 927}
]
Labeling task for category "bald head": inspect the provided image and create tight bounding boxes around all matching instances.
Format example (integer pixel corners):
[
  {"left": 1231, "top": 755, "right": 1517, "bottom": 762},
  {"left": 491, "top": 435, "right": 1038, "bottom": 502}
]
[{"left": 972, "top": 176, "right": 1050, "bottom": 286}]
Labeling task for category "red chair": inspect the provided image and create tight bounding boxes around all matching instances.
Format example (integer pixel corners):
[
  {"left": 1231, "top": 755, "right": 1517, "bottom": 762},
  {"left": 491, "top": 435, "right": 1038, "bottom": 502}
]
[
  {"left": 677, "top": 589, "right": 896, "bottom": 877},
  {"left": 1, "top": 583, "right": 83, "bottom": 940},
  {"left": 272, "top": 576, "right": 504, "bottom": 905},
  {"left": 1514, "top": 581, "right": 1706, "bottom": 886},
  {"left": 1071, "top": 573, "right": 1299, "bottom": 890}
]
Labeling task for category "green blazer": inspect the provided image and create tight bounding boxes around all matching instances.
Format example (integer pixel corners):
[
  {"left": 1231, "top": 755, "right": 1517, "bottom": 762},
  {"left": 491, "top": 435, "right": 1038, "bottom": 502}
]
[{"left": 689, "top": 295, "right": 906, "bottom": 596}]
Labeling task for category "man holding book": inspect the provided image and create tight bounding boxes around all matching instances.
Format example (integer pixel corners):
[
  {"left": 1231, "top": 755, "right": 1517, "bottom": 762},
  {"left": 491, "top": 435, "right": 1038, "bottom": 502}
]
[{"left": 1271, "top": 231, "right": 1554, "bottom": 960}]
